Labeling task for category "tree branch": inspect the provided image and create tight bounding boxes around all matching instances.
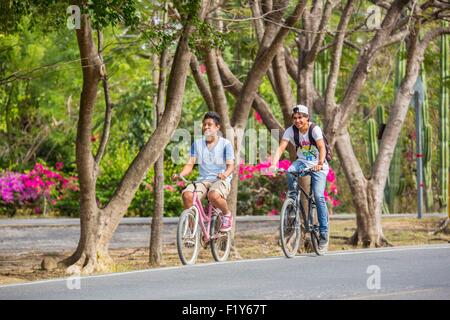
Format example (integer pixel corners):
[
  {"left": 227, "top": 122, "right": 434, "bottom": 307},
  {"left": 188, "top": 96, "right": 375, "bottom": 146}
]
[
  {"left": 217, "top": 54, "right": 284, "bottom": 140},
  {"left": 324, "top": 0, "right": 356, "bottom": 125},
  {"left": 204, "top": 48, "right": 232, "bottom": 134},
  {"left": 190, "top": 55, "right": 215, "bottom": 112},
  {"left": 328, "top": 0, "right": 411, "bottom": 145},
  {"left": 231, "top": 0, "right": 307, "bottom": 129},
  {"left": 94, "top": 30, "right": 113, "bottom": 176}
]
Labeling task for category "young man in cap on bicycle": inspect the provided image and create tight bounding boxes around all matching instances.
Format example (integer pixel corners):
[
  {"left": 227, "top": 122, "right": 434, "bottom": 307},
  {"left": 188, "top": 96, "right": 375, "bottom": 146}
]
[
  {"left": 172, "top": 111, "right": 235, "bottom": 232},
  {"left": 270, "top": 104, "right": 330, "bottom": 254}
]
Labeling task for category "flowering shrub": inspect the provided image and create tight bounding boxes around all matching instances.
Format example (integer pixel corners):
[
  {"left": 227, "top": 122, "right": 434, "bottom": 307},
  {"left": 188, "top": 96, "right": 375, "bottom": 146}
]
[
  {"left": 0, "top": 163, "right": 79, "bottom": 216},
  {"left": 324, "top": 168, "right": 340, "bottom": 208}
]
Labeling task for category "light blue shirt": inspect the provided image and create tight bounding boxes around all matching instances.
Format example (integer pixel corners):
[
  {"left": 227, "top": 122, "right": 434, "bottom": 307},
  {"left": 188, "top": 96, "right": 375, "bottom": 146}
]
[{"left": 190, "top": 137, "right": 235, "bottom": 183}]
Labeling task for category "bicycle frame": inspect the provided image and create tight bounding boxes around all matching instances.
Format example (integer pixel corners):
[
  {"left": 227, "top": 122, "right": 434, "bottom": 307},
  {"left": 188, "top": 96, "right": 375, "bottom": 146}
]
[
  {"left": 190, "top": 182, "right": 217, "bottom": 243},
  {"left": 287, "top": 172, "right": 318, "bottom": 234}
]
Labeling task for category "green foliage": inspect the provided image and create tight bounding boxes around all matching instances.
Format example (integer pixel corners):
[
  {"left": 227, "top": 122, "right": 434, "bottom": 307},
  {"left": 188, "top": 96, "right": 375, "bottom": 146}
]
[{"left": 0, "top": 0, "right": 140, "bottom": 32}]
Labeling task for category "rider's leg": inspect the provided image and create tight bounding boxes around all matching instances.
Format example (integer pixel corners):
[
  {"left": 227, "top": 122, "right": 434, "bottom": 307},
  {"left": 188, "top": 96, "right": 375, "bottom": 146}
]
[
  {"left": 182, "top": 191, "right": 194, "bottom": 209},
  {"left": 181, "top": 182, "right": 209, "bottom": 209},
  {"left": 208, "top": 189, "right": 233, "bottom": 232},
  {"left": 310, "top": 170, "right": 329, "bottom": 236},
  {"left": 207, "top": 190, "right": 230, "bottom": 215},
  {"left": 287, "top": 159, "right": 304, "bottom": 199}
]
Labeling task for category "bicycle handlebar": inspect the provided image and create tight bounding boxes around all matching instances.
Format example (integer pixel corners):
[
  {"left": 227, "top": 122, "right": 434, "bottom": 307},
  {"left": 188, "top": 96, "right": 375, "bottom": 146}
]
[
  {"left": 276, "top": 167, "right": 314, "bottom": 177},
  {"left": 177, "top": 174, "right": 191, "bottom": 184}
]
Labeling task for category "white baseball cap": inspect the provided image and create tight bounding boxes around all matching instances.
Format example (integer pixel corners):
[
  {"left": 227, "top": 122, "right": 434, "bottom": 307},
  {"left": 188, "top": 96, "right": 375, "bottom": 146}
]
[{"left": 292, "top": 104, "right": 309, "bottom": 115}]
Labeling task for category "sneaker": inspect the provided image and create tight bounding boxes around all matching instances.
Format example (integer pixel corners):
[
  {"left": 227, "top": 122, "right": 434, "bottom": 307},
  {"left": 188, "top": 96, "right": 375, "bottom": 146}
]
[
  {"left": 220, "top": 214, "right": 233, "bottom": 232},
  {"left": 318, "top": 232, "right": 329, "bottom": 254}
]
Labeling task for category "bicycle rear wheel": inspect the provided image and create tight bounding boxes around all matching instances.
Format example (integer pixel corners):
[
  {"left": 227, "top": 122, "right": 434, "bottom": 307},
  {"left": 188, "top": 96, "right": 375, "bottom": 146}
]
[
  {"left": 279, "top": 198, "right": 301, "bottom": 258},
  {"left": 210, "top": 215, "right": 231, "bottom": 262},
  {"left": 177, "top": 208, "right": 200, "bottom": 265}
]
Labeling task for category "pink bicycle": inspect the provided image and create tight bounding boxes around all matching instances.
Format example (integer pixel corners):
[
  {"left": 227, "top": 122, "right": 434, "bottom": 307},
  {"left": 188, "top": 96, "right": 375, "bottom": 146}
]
[{"left": 176, "top": 176, "right": 232, "bottom": 265}]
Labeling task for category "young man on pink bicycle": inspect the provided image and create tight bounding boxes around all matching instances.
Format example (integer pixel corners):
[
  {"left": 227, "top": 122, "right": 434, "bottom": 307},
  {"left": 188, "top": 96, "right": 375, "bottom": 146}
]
[{"left": 172, "top": 111, "right": 235, "bottom": 232}]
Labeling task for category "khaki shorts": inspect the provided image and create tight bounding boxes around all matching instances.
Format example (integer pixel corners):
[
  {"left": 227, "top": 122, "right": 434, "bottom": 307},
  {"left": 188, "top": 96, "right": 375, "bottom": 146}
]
[{"left": 181, "top": 180, "right": 231, "bottom": 200}]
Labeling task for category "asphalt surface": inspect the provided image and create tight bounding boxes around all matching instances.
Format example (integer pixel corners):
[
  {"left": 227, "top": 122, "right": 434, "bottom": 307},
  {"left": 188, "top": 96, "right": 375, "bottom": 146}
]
[{"left": 0, "top": 244, "right": 449, "bottom": 300}]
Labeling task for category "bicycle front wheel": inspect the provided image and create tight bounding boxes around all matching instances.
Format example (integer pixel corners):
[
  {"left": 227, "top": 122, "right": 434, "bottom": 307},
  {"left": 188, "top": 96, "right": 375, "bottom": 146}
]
[
  {"left": 309, "top": 207, "right": 323, "bottom": 256},
  {"left": 279, "top": 198, "right": 301, "bottom": 258},
  {"left": 177, "top": 208, "right": 200, "bottom": 265},
  {"left": 210, "top": 215, "right": 231, "bottom": 262}
]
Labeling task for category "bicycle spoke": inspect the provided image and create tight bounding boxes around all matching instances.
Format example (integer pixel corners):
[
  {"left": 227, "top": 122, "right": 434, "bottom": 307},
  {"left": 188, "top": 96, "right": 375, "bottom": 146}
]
[
  {"left": 280, "top": 198, "right": 301, "bottom": 258},
  {"left": 210, "top": 215, "right": 231, "bottom": 262},
  {"left": 177, "top": 209, "right": 200, "bottom": 265}
]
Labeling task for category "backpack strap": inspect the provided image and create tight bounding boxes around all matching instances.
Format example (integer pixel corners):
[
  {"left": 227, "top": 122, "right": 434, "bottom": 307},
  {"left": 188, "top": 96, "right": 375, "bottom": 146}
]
[
  {"left": 308, "top": 122, "right": 317, "bottom": 148},
  {"left": 308, "top": 122, "right": 320, "bottom": 160}
]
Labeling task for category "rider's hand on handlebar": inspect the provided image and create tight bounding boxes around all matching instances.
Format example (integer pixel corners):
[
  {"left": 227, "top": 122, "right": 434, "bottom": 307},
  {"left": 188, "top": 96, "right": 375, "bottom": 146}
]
[
  {"left": 171, "top": 173, "right": 180, "bottom": 181},
  {"left": 268, "top": 165, "right": 278, "bottom": 174},
  {"left": 217, "top": 173, "right": 227, "bottom": 180},
  {"left": 312, "top": 164, "right": 323, "bottom": 172}
]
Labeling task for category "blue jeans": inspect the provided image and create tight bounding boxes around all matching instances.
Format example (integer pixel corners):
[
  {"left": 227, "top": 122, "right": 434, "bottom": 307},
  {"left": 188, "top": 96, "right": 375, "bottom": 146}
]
[{"left": 287, "top": 160, "right": 329, "bottom": 235}]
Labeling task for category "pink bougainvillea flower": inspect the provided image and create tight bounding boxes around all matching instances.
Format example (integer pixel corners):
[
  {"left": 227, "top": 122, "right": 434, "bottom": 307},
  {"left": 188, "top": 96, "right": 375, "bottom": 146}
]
[
  {"left": 55, "top": 162, "right": 64, "bottom": 171},
  {"left": 254, "top": 111, "right": 262, "bottom": 124},
  {"left": 164, "top": 185, "right": 176, "bottom": 192},
  {"left": 330, "top": 184, "right": 338, "bottom": 194},
  {"left": 268, "top": 209, "right": 279, "bottom": 216},
  {"left": 332, "top": 199, "right": 341, "bottom": 207},
  {"left": 199, "top": 64, "right": 207, "bottom": 74},
  {"left": 278, "top": 159, "right": 291, "bottom": 170},
  {"left": 326, "top": 169, "right": 335, "bottom": 183},
  {"left": 34, "top": 163, "right": 44, "bottom": 172},
  {"left": 176, "top": 181, "right": 185, "bottom": 188}
]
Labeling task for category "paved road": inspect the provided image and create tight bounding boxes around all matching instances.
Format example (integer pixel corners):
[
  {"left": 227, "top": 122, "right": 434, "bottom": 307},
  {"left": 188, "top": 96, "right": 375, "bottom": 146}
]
[
  {"left": 0, "top": 244, "right": 449, "bottom": 300},
  {"left": 1, "top": 214, "right": 445, "bottom": 254}
]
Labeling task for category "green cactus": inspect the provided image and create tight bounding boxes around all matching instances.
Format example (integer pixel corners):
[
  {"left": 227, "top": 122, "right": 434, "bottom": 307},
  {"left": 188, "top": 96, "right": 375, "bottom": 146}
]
[
  {"left": 367, "top": 118, "right": 378, "bottom": 167},
  {"left": 368, "top": 107, "right": 389, "bottom": 214},
  {"left": 314, "top": 58, "right": 324, "bottom": 96},
  {"left": 376, "top": 105, "right": 386, "bottom": 128},
  {"left": 439, "top": 21, "right": 449, "bottom": 209},
  {"left": 313, "top": 43, "right": 329, "bottom": 97},
  {"left": 420, "top": 63, "right": 434, "bottom": 211},
  {"left": 385, "top": 42, "right": 406, "bottom": 213}
]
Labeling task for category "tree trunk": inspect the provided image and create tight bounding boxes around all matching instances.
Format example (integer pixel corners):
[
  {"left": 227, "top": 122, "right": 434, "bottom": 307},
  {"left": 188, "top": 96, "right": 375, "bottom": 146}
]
[
  {"left": 150, "top": 154, "right": 164, "bottom": 265},
  {"left": 335, "top": 131, "right": 390, "bottom": 247},
  {"left": 150, "top": 48, "right": 169, "bottom": 266},
  {"left": 59, "top": 13, "right": 108, "bottom": 274}
]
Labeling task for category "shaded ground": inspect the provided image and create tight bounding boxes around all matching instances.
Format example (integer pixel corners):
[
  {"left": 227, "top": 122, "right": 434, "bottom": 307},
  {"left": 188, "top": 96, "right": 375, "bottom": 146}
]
[{"left": 0, "top": 217, "right": 448, "bottom": 285}]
